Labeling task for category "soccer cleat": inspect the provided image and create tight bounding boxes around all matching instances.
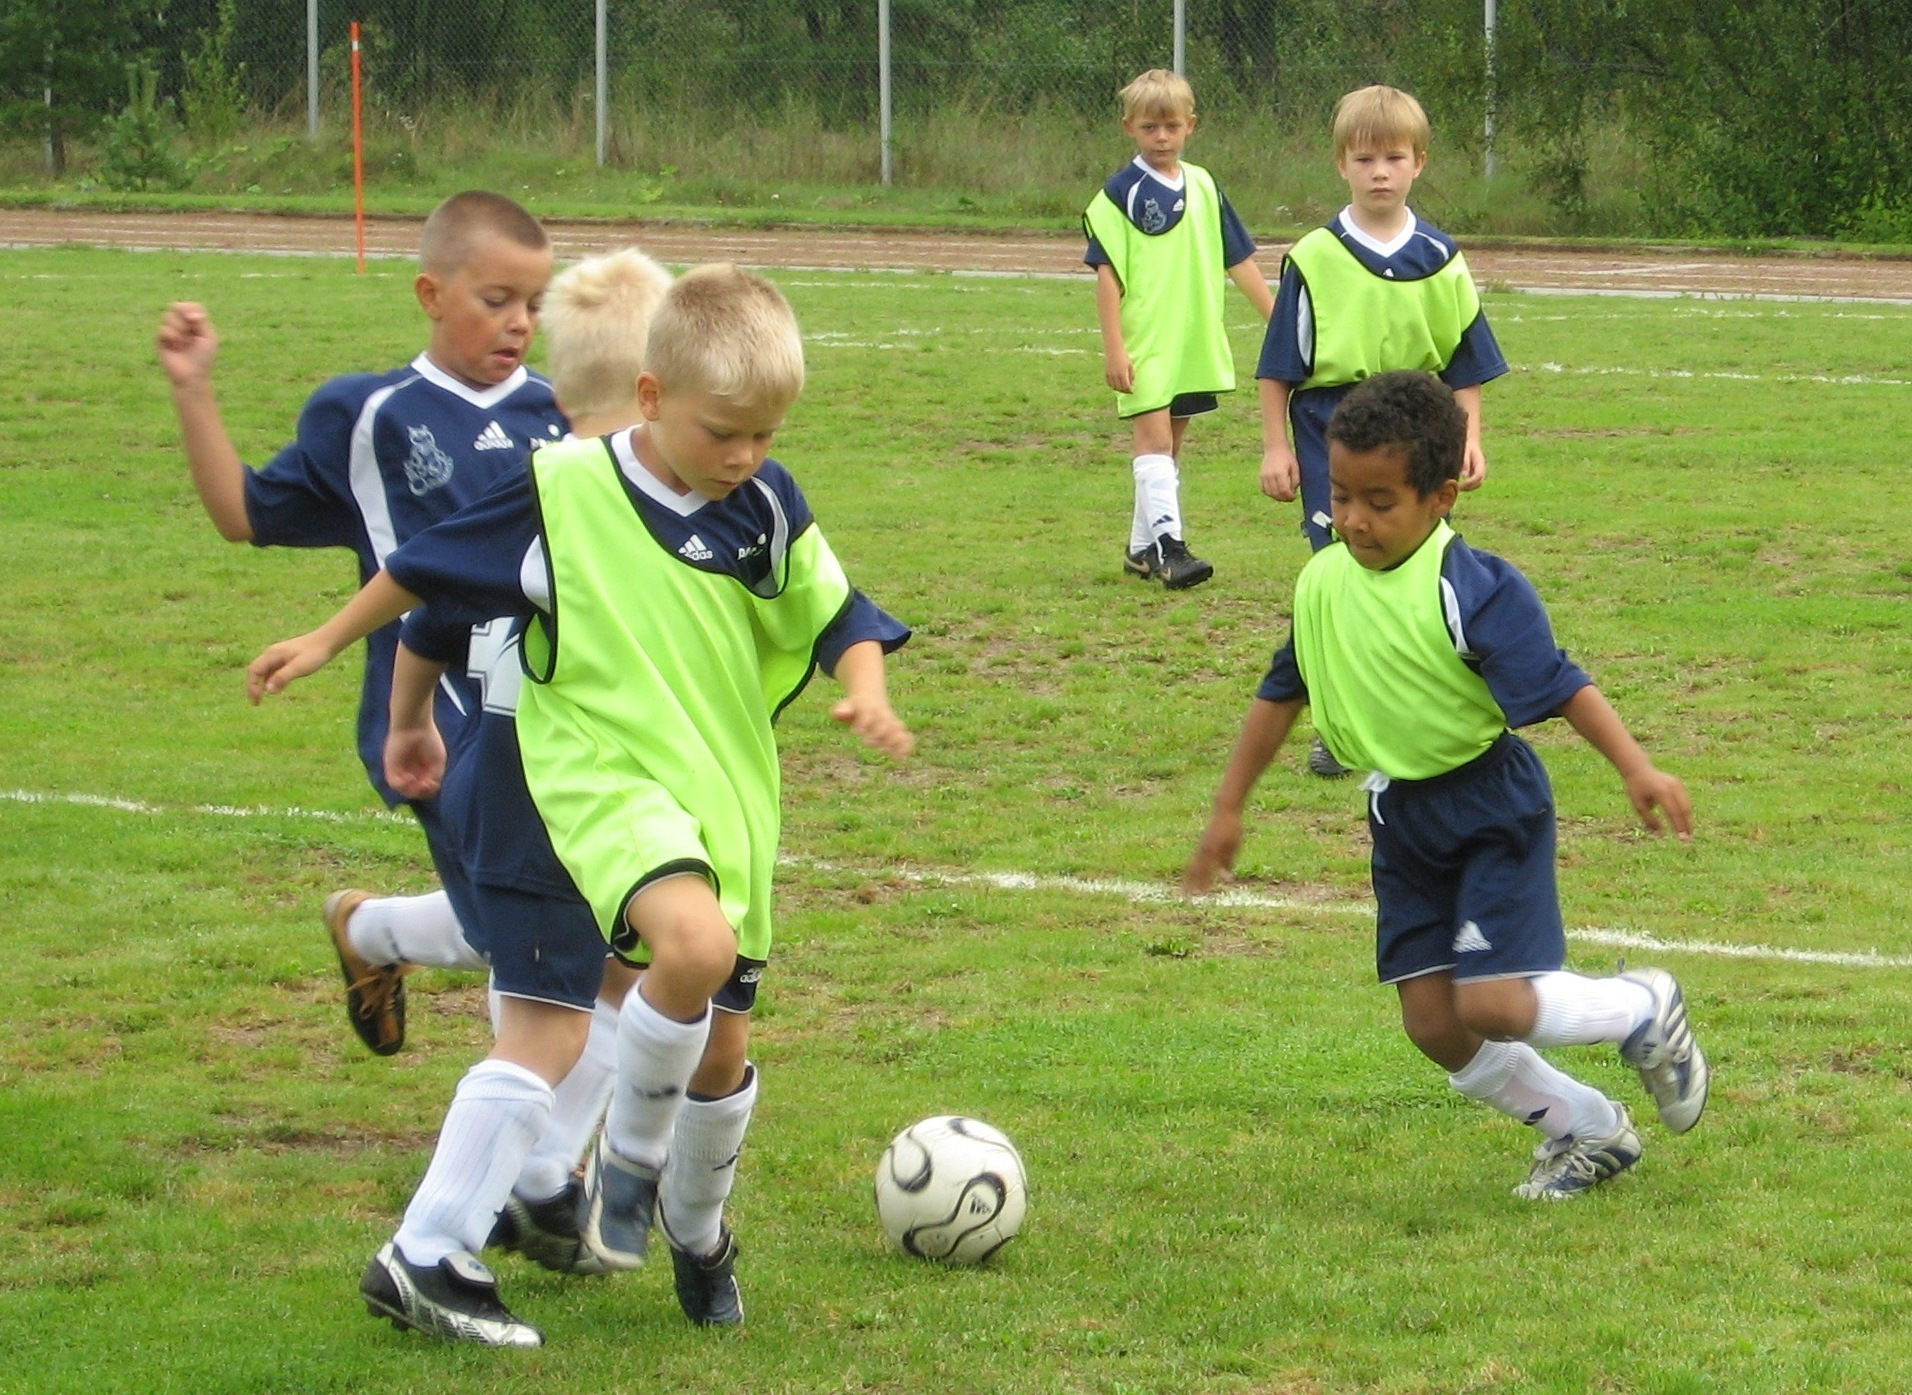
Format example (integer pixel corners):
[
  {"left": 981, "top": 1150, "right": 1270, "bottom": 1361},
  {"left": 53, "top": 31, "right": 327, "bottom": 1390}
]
[
  {"left": 359, "top": 1242, "right": 542, "bottom": 1348},
  {"left": 497, "top": 1183, "right": 608, "bottom": 1276},
  {"left": 669, "top": 1227, "right": 745, "bottom": 1327},
  {"left": 1123, "top": 544, "right": 1158, "bottom": 579},
  {"left": 324, "top": 888, "right": 409, "bottom": 1056},
  {"left": 578, "top": 1132, "right": 661, "bottom": 1271},
  {"left": 1154, "top": 536, "right": 1214, "bottom": 590},
  {"left": 1308, "top": 735, "right": 1352, "bottom": 778},
  {"left": 1511, "top": 1105, "right": 1642, "bottom": 1200},
  {"left": 1619, "top": 966, "right": 1710, "bottom": 1133}
]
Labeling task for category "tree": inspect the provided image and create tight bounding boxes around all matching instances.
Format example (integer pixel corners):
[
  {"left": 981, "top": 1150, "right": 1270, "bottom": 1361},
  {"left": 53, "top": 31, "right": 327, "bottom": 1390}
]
[{"left": 0, "top": 0, "right": 143, "bottom": 174}]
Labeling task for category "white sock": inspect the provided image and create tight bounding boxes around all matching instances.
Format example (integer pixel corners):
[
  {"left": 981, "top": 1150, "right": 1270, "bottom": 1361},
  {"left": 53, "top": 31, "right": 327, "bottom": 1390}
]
[
  {"left": 1526, "top": 971, "right": 1654, "bottom": 1048},
  {"left": 346, "top": 890, "right": 487, "bottom": 971},
  {"left": 1448, "top": 1039, "right": 1620, "bottom": 1143},
  {"left": 395, "top": 1059, "right": 553, "bottom": 1267},
  {"left": 1132, "top": 453, "right": 1182, "bottom": 542},
  {"left": 661, "top": 1063, "right": 758, "bottom": 1258},
  {"left": 514, "top": 995, "right": 620, "bottom": 1202},
  {"left": 604, "top": 988, "right": 711, "bottom": 1171}
]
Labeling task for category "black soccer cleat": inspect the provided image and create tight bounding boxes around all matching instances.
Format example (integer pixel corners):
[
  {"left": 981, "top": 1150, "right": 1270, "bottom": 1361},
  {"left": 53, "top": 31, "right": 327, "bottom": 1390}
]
[
  {"left": 1307, "top": 735, "right": 1352, "bottom": 778},
  {"left": 359, "top": 1242, "right": 542, "bottom": 1348},
  {"left": 1123, "top": 544, "right": 1158, "bottom": 579},
  {"left": 1154, "top": 536, "right": 1214, "bottom": 590},
  {"left": 669, "top": 1227, "right": 744, "bottom": 1327},
  {"left": 498, "top": 1182, "right": 608, "bottom": 1276}
]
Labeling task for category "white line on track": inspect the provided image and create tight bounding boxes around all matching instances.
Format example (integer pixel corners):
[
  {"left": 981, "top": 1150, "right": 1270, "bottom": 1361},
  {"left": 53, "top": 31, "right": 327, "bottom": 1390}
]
[{"left": 9, "top": 787, "right": 1903, "bottom": 970}]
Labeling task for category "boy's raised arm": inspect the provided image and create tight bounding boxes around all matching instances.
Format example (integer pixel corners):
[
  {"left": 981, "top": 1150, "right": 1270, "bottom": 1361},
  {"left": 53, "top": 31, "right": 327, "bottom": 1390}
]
[
  {"left": 1558, "top": 684, "right": 1692, "bottom": 841},
  {"left": 828, "top": 639, "right": 914, "bottom": 760},
  {"left": 156, "top": 302, "right": 252, "bottom": 542},
  {"left": 246, "top": 570, "right": 424, "bottom": 704},
  {"left": 1184, "top": 695, "right": 1303, "bottom": 894}
]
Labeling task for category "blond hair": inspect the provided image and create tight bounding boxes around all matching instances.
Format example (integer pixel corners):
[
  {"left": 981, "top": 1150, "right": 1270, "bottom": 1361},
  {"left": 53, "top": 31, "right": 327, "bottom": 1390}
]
[
  {"left": 644, "top": 264, "right": 804, "bottom": 410},
  {"left": 1118, "top": 69, "right": 1195, "bottom": 122},
  {"left": 1332, "top": 85, "right": 1431, "bottom": 162},
  {"left": 538, "top": 248, "right": 673, "bottom": 417},
  {"left": 417, "top": 190, "right": 548, "bottom": 276}
]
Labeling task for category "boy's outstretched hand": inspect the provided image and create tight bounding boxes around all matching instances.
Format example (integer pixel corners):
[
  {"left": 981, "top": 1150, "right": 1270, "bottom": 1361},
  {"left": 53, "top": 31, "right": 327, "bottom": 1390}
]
[
  {"left": 1183, "top": 810, "right": 1244, "bottom": 895},
  {"left": 247, "top": 633, "right": 342, "bottom": 704},
  {"left": 1623, "top": 766, "right": 1694, "bottom": 842},
  {"left": 832, "top": 695, "right": 915, "bottom": 760},
  {"left": 156, "top": 302, "right": 218, "bottom": 386}
]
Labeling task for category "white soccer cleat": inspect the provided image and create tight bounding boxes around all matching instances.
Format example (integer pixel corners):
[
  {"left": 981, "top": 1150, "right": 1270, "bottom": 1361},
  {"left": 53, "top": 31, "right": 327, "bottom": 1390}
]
[
  {"left": 1619, "top": 967, "right": 1710, "bottom": 1133},
  {"left": 1512, "top": 1105, "right": 1642, "bottom": 1201}
]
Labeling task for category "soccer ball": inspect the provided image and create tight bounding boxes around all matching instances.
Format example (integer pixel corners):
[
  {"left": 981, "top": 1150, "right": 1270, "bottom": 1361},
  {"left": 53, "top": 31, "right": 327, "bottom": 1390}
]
[{"left": 874, "top": 1115, "right": 1027, "bottom": 1264}]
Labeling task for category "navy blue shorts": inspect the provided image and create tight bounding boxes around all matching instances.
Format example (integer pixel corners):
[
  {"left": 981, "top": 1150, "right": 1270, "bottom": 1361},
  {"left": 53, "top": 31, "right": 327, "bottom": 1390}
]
[
  {"left": 465, "top": 880, "right": 608, "bottom": 1011},
  {"left": 1368, "top": 733, "right": 1566, "bottom": 986},
  {"left": 1168, "top": 392, "right": 1219, "bottom": 419},
  {"left": 409, "top": 795, "right": 484, "bottom": 949}
]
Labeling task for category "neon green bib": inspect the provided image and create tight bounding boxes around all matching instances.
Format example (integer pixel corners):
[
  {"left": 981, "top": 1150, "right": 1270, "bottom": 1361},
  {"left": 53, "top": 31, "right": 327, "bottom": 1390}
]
[
  {"left": 1083, "top": 161, "right": 1236, "bottom": 416},
  {"left": 516, "top": 436, "right": 852, "bottom": 955},
  {"left": 1292, "top": 521, "right": 1506, "bottom": 779},
  {"left": 1286, "top": 227, "right": 1478, "bottom": 391}
]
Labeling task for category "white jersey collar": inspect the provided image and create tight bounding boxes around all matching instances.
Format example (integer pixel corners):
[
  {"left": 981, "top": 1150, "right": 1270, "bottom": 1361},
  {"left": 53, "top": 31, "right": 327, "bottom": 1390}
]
[
  {"left": 1132, "top": 155, "right": 1185, "bottom": 191},
  {"left": 1337, "top": 206, "right": 1418, "bottom": 260},
  {"left": 609, "top": 427, "right": 713, "bottom": 516},
  {"left": 411, "top": 353, "right": 531, "bottom": 408}
]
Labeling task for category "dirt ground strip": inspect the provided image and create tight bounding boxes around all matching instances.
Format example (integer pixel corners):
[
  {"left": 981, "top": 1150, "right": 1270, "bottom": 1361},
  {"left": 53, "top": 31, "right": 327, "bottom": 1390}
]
[{"left": 6, "top": 205, "right": 1912, "bottom": 302}]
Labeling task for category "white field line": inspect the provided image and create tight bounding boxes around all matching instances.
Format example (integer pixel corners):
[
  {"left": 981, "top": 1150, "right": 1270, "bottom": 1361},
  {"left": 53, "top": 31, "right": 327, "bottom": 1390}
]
[
  {"left": 1527, "top": 361, "right": 1912, "bottom": 388},
  {"left": 8, "top": 787, "right": 1905, "bottom": 970}
]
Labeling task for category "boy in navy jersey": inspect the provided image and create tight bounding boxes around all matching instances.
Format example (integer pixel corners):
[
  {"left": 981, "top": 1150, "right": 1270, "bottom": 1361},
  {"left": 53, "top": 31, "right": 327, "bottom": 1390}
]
[
  {"left": 1085, "top": 68, "right": 1273, "bottom": 589},
  {"left": 1186, "top": 372, "right": 1709, "bottom": 1201},
  {"left": 157, "top": 191, "right": 565, "bottom": 1055},
  {"left": 248, "top": 264, "right": 914, "bottom": 1344},
  {"left": 1256, "top": 86, "right": 1508, "bottom": 774}
]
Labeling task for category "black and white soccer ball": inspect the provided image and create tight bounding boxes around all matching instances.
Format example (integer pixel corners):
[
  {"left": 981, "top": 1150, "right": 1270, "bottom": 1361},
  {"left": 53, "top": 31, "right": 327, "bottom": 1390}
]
[{"left": 874, "top": 1115, "right": 1027, "bottom": 1264}]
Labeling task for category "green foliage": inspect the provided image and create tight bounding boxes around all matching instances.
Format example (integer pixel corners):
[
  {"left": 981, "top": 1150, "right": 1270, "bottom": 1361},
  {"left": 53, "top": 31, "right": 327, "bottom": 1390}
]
[
  {"left": 10, "top": 246, "right": 1912, "bottom": 1389},
  {"left": 97, "top": 59, "right": 186, "bottom": 192},
  {"left": 180, "top": 0, "right": 247, "bottom": 144}
]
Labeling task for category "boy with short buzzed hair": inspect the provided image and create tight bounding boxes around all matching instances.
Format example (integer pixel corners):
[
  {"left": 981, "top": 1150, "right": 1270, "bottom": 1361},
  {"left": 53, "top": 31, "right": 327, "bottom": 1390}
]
[
  {"left": 157, "top": 190, "right": 565, "bottom": 1056},
  {"left": 1187, "top": 371, "right": 1709, "bottom": 1202},
  {"left": 249, "top": 263, "right": 914, "bottom": 1344},
  {"left": 1086, "top": 67, "right": 1274, "bottom": 590}
]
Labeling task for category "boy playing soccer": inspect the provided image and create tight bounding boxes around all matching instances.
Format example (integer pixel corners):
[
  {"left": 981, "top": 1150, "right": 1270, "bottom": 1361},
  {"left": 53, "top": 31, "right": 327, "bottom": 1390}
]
[
  {"left": 1256, "top": 86, "right": 1507, "bottom": 775},
  {"left": 156, "top": 190, "right": 565, "bottom": 1055},
  {"left": 250, "top": 263, "right": 914, "bottom": 1343},
  {"left": 1185, "top": 372, "right": 1709, "bottom": 1200},
  {"left": 1085, "top": 68, "right": 1274, "bottom": 590}
]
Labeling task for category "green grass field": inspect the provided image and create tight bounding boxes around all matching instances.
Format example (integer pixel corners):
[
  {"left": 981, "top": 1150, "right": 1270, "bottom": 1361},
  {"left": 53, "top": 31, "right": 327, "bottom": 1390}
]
[{"left": 5, "top": 246, "right": 1912, "bottom": 1394}]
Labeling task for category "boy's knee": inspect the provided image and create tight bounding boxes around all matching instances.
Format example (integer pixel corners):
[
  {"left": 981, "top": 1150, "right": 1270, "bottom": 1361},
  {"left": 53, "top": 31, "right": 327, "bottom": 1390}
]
[{"left": 1453, "top": 980, "right": 1539, "bottom": 1042}]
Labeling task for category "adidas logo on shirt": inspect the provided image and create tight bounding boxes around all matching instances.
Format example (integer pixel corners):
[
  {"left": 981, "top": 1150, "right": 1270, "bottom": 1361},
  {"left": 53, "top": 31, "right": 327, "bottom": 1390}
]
[
  {"left": 678, "top": 534, "right": 715, "bottom": 561},
  {"left": 473, "top": 421, "right": 515, "bottom": 451}
]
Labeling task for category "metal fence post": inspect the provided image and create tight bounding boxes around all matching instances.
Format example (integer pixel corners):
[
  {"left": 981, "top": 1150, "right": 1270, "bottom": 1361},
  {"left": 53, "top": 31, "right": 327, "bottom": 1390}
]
[
  {"left": 595, "top": 0, "right": 608, "bottom": 166},
  {"left": 1173, "top": 0, "right": 1185, "bottom": 75},
  {"left": 307, "top": 0, "right": 319, "bottom": 138},
  {"left": 1484, "top": 0, "right": 1498, "bottom": 180},
  {"left": 879, "top": 0, "right": 893, "bottom": 185}
]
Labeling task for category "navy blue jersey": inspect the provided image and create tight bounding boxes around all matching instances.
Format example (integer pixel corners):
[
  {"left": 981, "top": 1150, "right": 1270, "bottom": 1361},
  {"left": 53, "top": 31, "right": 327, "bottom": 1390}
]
[
  {"left": 243, "top": 355, "right": 566, "bottom": 804},
  {"left": 1257, "top": 533, "right": 1590, "bottom": 726},
  {"left": 1255, "top": 210, "right": 1507, "bottom": 391},
  {"left": 1083, "top": 158, "right": 1257, "bottom": 269}
]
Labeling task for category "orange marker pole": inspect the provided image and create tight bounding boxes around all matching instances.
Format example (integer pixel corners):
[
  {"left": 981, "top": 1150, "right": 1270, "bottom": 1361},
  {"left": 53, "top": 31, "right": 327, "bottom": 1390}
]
[{"left": 351, "top": 22, "right": 365, "bottom": 274}]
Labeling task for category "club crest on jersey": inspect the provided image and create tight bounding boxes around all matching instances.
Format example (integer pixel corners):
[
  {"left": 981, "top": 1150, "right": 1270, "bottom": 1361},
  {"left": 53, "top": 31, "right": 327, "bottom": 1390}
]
[
  {"left": 473, "top": 420, "right": 515, "bottom": 452},
  {"left": 1139, "top": 197, "right": 1168, "bottom": 234},
  {"left": 402, "top": 425, "right": 455, "bottom": 495}
]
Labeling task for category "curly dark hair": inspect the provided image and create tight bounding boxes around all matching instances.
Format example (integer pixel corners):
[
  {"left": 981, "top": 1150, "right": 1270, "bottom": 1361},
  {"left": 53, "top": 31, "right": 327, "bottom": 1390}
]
[{"left": 1325, "top": 371, "right": 1467, "bottom": 497}]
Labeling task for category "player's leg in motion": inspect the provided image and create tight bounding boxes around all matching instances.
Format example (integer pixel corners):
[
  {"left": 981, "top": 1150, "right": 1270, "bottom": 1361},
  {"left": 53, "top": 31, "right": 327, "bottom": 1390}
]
[
  {"left": 577, "top": 874, "right": 731, "bottom": 1271},
  {"left": 492, "top": 959, "right": 640, "bottom": 1276},
  {"left": 659, "top": 1007, "right": 757, "bottom": 1326},
  {"left": 360, "top": 997, "right": 590, "bottom": 1347},
  {"left": 325, "top": 888, "right": 487, "bottom": 1056}
]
